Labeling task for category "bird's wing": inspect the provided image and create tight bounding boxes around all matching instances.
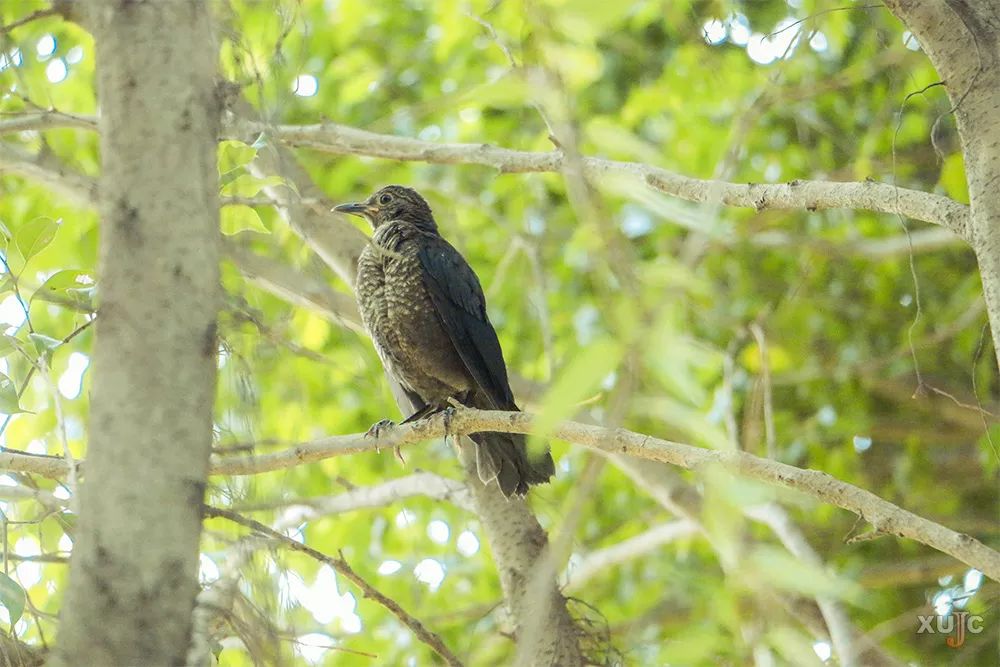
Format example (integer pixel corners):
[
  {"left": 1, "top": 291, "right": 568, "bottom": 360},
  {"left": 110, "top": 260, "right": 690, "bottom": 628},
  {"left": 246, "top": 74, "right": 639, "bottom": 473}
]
[{"left": 417, "top": 236, "right": 516, "bottom": 409}]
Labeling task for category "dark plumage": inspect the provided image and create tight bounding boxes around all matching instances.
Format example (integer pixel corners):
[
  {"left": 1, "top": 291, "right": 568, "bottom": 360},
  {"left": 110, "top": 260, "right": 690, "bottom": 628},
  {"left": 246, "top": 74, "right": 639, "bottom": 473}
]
[{"left": 335, "top": 185, "right": 554, "bottom": 496}]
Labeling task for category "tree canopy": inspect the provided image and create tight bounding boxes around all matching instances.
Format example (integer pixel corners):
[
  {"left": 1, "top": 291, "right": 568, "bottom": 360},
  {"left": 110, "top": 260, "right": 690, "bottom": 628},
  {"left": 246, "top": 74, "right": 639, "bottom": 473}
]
[{"left": 0, "top": 1, "right": 996, "bottom": 665}]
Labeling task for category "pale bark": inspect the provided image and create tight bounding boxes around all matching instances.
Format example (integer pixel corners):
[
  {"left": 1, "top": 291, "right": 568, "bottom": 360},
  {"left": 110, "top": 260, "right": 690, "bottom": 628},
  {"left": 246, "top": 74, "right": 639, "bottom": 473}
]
[
  {"left": 51, "top": 2, "right": 220, "bottom": 665},
  {"left": 564, "top": 519, "right": 699, "bottom": 592},
  {"left": 10, "top": 410, "right": 998, "bottom": 583},
  {"left": 884, "top": 1, "right": 1000, "bottom": 371},
  {"left": 253, "top": 121, "right": 969, "bottom": 234},
  {"left": 6, "top": 111, "right": 972, "bottom": 237},
  {"left": 456, "top": 440, "right": 585, "bottom": 666}
]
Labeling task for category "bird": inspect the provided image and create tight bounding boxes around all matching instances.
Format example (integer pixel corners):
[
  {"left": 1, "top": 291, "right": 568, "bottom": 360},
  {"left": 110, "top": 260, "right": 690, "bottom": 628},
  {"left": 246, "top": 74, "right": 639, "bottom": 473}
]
[{"left": 334, "top": 185, "right": 555, "bottom": 497}]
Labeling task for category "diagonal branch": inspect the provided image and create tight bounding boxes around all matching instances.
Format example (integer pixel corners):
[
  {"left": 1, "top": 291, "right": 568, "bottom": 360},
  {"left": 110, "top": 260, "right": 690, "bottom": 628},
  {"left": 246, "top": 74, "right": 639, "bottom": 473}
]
[
  {"left": 234, "top": 471, "right": 472, "bottom": 515},
  {"left": 9, "top": 408, "right": 999, "bottom": 581},
  {"left": 0, "top": 145, "right": 363, "bottom": 334},
  {"left": 0, "top": 110, "right": 95, "bottom": 135},
  {"left": 204, "top": 506, "right": 464, "bottom": 667},
  {"left": 3, "top": 110, "right": 970, "bottom": 235},
  {"left": 259, "top": 121, "right": 970, "bottom": 236},
  {"left": 222, "top": 238, "right": 363, "bottom": 332},
  {"left": 0, "top": 142, "right": 98, "bottom": 206},
  {"left": 564, "top": 519, "right": 699, "bottom": 592}
]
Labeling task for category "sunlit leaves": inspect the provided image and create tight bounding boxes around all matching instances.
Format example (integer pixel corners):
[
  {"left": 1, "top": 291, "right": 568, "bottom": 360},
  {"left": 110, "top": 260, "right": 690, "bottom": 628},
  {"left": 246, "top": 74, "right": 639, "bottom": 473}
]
[
  {"left": 219, "top": 140, "right": 258, "bottom": 170},
  {"left": 28, "top": 332, "right": 61, "bottom": 360},
  {"left": 0, "top": 372, "right": 25, "bottom": 414},
  {"left": 32, "top": 269, "right": 94, "bottom": 309},
  {"left": 0, "top": 335, "right": 19, "bottom": 358},
  {"left": 0, "top": 573, "right": 26, "bottom": 629},
  {"left": 532, "top": 337, "right": 622, "bottom": 446},
  {"left": 0, "top": 0, "right": 994, "bottom": 663},
  {"left": 939, "top": 153, "right": 969, "bottom": 204},
  {"left": 8, "top": 217, "right": 60, "bottom": 272},
  {"left": 221, "top": 205, "right": 269, "bottom": 235}
]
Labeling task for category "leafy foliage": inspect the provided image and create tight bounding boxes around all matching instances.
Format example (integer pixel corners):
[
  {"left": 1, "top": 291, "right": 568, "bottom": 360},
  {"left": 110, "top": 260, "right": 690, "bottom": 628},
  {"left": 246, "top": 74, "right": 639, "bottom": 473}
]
[{"left": 0, "top": 0, "right": 995, "bottom": 665}]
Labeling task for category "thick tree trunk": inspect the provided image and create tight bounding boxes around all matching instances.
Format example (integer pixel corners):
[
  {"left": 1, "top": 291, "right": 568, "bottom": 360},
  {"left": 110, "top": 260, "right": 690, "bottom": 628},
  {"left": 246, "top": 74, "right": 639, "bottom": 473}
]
[
  {"left": 885, "top": 1, "right": 1000, "bottom": 372},
  {"left": 457, "top": 441, "right": 584, "bottom": 665},
  {"left": 51, "top": 2, "right": 220, "bottom": 665}
]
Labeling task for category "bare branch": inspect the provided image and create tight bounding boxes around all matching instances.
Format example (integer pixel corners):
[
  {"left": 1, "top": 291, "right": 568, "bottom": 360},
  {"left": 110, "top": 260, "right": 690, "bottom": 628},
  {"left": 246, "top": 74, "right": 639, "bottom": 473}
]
[
  {"left": 190, "top": 473, "right": 468, "bottom": 664},
  {"left": 12, "top": 408, "right": 999, "bottom": 580},
  {"left": 8, "top": 110, "right": 965, "bottom": 235},
  {"left": 564, "top": 519, "right": 699, "bottom": 592},
  {"left": 0, "top": 7, "right": 59, "bottom": 36},
  {"left": 204, "top": 507, "right": 465, "bottom": 667},
  {"left": 236, "top": 471, "right": 473, "bottom": 515},
  {"left": 259, "top": 121, "right": 970, "bottom": 236},
  {"left": 0, "top": 110, "right": 95, "bottom": 135},
  {"left": 222, "top": 238, "right": 363, "bottom": 332},
  {"left": 745, "top": 503, "right": 857, "bottom": 667},
  {"left": 0, "top": 143, "right": 97, "bottom": 206}
]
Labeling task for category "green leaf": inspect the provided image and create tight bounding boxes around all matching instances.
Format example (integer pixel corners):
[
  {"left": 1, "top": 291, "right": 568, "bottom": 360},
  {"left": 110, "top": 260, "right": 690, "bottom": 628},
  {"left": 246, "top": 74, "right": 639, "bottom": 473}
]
[
  {"left": 219, "top": 166, "right": 248, "bottom": 190},
  {"left": 532, "top": 337, "right": 623, "bottom": 446},
  {"left": 467, "top": 74, "right": 531, "bottom": 109},
  {"left": 14, "top": 217, "right": 60, "bottom": 265},
  {"left": 0, "top": 372, "right": 25, "bottom": 414},
  {"left": 0, "top": 573, "right": 25, "bottom": 629},
  {"left": 221, "top": 205, "right": 269, "bottom": 235},
  {"left": 32, "top": 270, "right": 94, "bottom": 300},
  {"left": 29, "top": 333, "right": 61, "bottom": 359},
  {"left": 218, "top": 140, "right": 258, "bottom": 170},
  {"left": 222, "top": 174, "right": 287, "bottom": 198},
  {"left": 746, "top": 546, "right": 863, "bottom": 603},
  {"left": 0, "top": 335, "right": 20, "bottom": 358}
]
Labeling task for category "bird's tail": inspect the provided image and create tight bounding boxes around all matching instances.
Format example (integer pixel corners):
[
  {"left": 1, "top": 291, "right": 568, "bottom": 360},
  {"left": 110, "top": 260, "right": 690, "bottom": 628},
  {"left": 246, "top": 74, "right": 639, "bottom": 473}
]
[{"left": 468, "top": 429, "right": 555, "bottom": 498}]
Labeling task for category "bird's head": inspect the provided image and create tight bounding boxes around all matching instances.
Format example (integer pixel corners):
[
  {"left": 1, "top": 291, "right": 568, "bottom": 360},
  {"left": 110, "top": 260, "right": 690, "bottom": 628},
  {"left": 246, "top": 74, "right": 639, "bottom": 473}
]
[{"left": 334, "top": 185, "right": 436, "bottom": 231}]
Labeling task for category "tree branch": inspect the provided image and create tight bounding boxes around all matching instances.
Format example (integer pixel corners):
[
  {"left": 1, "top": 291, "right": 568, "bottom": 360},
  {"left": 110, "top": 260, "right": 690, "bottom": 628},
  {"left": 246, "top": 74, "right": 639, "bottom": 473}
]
[
  {"left": 564, "top": 519, "right": 699, "bottom": 592},
  {"left": 3, "top": 110, "right": 969, "bottom": 235},
  {"left": 453, "top": 441, "right": 584, "bottom": 665},
  {"left": 745, "top": 503, "right": 858, "bottom": 667},
  {"left": 234, "top": 471, "right": 472, "bottom": 515},
  {"left": 225, "top": 100, "right": 367, "bottom": 287},
  {"left": 222, "top": 238, "right": 363, "bottom": 332},
  {"left": 0, "top": 110, "right": 95, "bottom": 135},
  {"left": 11, "top": 408, "right": 999, "bottom": 580},
  {"left": 204, "top": 506, "right": 464, "bottom": 667},
  {"left": 0, "top": 143, "right": 97, "bottom": 206},
  {"left": 0, "top": 7, "right": 59, "bottom": 37},
  {"left": 258, "top": 121, "right": 970, "bottom": 236}
]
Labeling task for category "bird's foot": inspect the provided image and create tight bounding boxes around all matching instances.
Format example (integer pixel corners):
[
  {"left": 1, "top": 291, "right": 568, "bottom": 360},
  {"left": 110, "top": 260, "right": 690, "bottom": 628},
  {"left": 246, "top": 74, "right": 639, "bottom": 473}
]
[
  {"left": 366, "top": 418, "right": 396, "bottom": 443},
  {"left": 394, "top": 445, "right": 406, "bottom": 466},
  {"left": 441, "top": 405, "right": 457, "bottom": 438}
]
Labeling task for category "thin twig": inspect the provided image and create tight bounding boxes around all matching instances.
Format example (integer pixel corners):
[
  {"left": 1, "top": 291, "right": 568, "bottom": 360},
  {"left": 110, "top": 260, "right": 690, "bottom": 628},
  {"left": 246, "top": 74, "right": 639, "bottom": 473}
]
[
  {"left": 0, "top": 8, "right": 59, "bottom": 36},
  {"left": 204, "top": 506, "right": 465, "bottom": 667},
  {"left": 749, "top": 323, "right": 777, "bottom": 459}
]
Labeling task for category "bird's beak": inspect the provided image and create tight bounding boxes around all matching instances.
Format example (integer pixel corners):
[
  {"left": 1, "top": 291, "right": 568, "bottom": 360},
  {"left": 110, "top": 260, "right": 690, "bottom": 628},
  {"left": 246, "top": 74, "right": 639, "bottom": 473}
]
[{"left": 333, "top": 201, "right": 374, "bottom": 217}]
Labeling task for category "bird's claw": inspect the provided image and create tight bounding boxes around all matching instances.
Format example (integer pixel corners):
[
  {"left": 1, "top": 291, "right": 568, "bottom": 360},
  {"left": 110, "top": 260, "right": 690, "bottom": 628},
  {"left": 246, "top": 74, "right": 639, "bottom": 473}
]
[
  {"left": 366, "top": 418, "right": 396, "bottom": 441},
  {"left": 441, "top": 406, "right": 457, "bottom": 438},
  {"left": 394, "top": 446, "right": 406, "bottom": 466}
]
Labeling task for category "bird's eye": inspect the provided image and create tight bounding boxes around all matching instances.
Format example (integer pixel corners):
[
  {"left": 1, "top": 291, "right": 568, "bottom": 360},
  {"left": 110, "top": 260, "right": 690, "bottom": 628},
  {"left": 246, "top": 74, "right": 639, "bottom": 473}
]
[{"left": 378, "top": 193, "right": 392, "bottom": 205}]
